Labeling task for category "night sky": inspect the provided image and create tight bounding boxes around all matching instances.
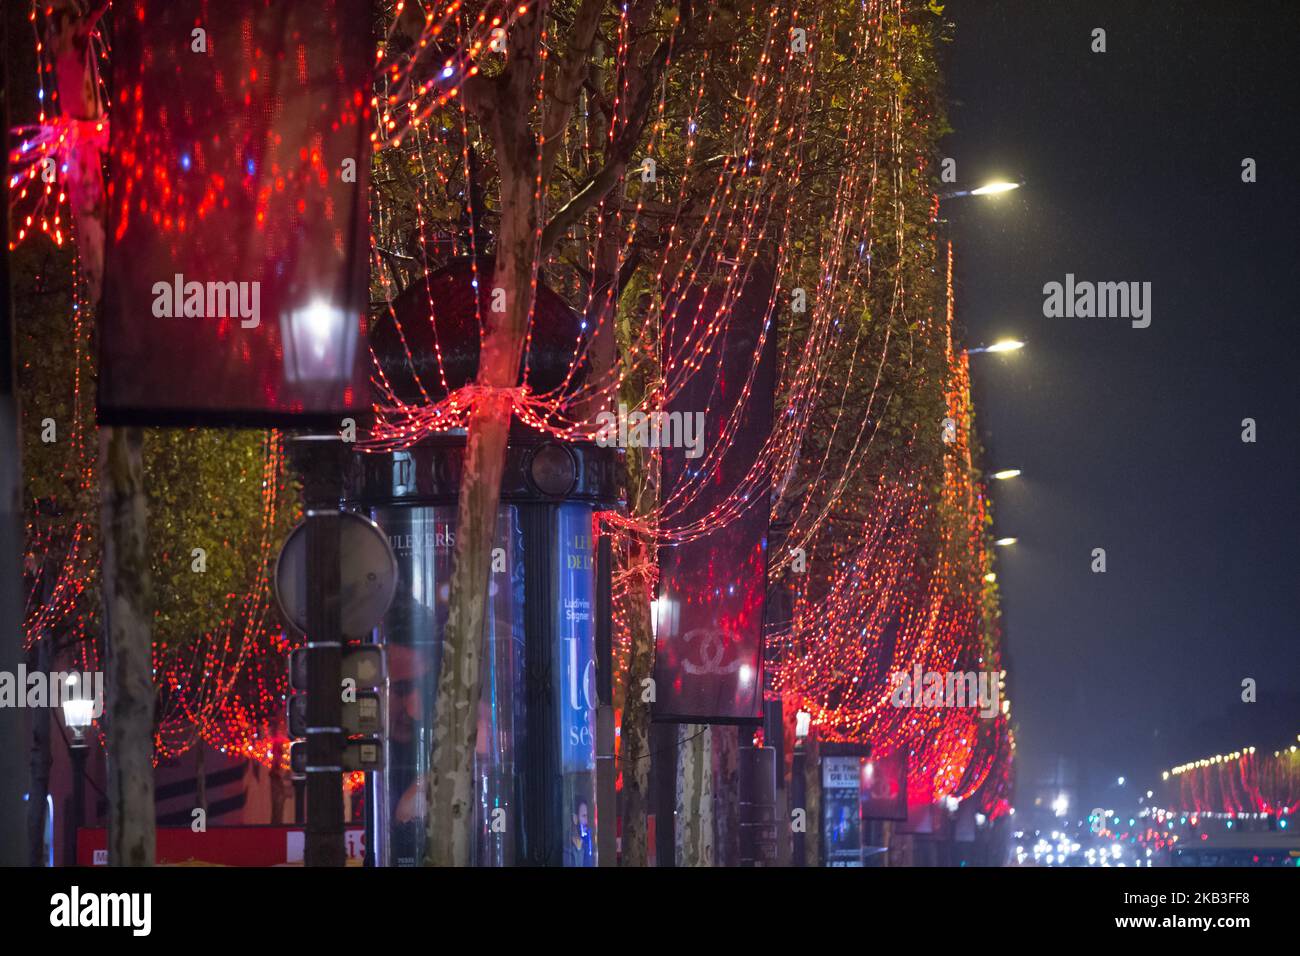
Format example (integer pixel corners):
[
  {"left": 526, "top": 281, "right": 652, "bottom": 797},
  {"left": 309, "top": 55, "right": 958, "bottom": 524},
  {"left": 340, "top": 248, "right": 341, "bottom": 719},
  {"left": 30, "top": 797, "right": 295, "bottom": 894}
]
[{"left": 943, "top": 1, "right": 1300, "bottom": 809}]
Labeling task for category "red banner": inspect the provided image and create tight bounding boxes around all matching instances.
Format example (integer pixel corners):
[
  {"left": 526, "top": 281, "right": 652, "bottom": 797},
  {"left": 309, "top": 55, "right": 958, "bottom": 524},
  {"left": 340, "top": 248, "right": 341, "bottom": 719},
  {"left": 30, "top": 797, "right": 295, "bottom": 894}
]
[
  {"left": 99, "top": 0, "right": 372, "bottom": 426},
  {"left": 77, "top": 825, "right": 366, "bottom": 866}
]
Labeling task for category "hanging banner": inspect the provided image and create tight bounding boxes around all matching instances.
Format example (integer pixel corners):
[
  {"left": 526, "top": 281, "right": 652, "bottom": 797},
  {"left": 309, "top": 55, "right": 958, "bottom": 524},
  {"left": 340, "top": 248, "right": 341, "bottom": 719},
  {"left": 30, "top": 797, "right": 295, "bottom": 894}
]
[
  {"left": 99, "top": 0, "right": 371, "bottom": 426},
  {"left": 652, "top": 270, "right": 778, "bottom": 723},
  {"left": 861, "top": 751, "right": 909, "bottom": 822}
]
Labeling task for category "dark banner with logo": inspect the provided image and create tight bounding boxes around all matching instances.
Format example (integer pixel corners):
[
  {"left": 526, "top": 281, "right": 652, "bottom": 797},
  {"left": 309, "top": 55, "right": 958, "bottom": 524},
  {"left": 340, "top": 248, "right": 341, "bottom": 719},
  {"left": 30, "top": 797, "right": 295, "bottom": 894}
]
[
  {"left": 861, "top": 751, "right": 909, "bottom": 822},
  {"left": 98, "top": 0, "right": 371, "bottom": 426},
  {"left": 652, "top": 271, "right": 777, "bottom": 723}
]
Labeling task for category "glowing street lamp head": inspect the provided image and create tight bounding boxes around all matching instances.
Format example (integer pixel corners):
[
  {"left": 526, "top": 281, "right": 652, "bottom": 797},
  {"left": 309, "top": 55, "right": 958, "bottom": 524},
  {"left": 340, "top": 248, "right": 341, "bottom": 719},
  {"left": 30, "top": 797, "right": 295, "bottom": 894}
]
[
  {"left": 970, "top": 180, "right": 1021, "bottom": 196},
  {"left": 994, "top": 537, "right": 1017, "bottom": 547},
  {"left": 992, "top": 469, "right": 1021, "bottom": 480},
  {"left": 985, "top": 339, "right": 1025, "bottom": 353}
]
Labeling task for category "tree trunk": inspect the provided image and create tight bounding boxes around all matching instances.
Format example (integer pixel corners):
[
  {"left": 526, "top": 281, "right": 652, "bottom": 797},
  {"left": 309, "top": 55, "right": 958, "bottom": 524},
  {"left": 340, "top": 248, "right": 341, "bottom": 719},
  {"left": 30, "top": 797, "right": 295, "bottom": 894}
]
[
  {"left": 617, "top": 538, "right": 655, "bottom": 866},
  {"left": 804, "top": 734, "right": 820, "bottom": 868},
  {"left": 425, "top": 391, "right": 514, "bottom": 866},
  {"left": 712, "top": 724, "right": 739, "bottom": 866},
  {"left": 99, "top": 425, "right": 155, "bottom": 866},
  {"left": 269, "top": 739, "right": 287, "bottom": 825},
  {"left": 424, "top": 3, "right": 545, "bottom": 866},
  {"left": 674, "top": 724, "right": 712, "bottom": 866},
  {"left": 194, "top": 743, "right": 207, "bottom": 815},
  {"left": 49, "top": 1, "right": 109, "bottom": 299}
]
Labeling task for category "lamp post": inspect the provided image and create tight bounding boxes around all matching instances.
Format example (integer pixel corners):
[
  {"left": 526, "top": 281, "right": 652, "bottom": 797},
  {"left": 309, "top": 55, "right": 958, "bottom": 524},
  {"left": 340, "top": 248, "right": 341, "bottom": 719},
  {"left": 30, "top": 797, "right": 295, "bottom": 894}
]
[
  {"left": 286, "top": 435, "right": 349, "bottom": 868},
  {"left": 60, "top": 686, "right": 95, "bottom": 867},
  {"left": 791, "top": 710, "right": 811, "bottom": 866}
]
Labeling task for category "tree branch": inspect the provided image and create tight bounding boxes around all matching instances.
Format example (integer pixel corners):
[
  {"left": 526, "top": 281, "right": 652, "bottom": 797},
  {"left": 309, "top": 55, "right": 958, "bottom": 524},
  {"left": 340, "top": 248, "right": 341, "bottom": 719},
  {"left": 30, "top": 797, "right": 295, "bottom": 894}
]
[
  {"left": 541, "top": 0, "right": 607, "bottom": 182},
  {"left": 539, "top": 1, "right": 690, "bottom": 256}
]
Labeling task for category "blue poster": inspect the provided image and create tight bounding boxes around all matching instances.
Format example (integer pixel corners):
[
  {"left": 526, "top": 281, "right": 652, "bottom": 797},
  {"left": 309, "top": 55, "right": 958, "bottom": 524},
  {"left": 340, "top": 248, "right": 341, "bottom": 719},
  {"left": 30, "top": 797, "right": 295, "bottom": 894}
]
[
  {"left": 555, "top": 503, "right": 597, "bottom": 866},
  {"left": 556, "top": 504, "right": 597, "bottom": 773}
]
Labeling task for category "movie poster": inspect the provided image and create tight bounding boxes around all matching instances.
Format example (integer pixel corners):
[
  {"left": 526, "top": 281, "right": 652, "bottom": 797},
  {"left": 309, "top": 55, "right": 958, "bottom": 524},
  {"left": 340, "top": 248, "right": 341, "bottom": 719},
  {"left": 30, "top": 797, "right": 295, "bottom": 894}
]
[{"left": 822, "top": 756, "right": 865, "bottom": 867}]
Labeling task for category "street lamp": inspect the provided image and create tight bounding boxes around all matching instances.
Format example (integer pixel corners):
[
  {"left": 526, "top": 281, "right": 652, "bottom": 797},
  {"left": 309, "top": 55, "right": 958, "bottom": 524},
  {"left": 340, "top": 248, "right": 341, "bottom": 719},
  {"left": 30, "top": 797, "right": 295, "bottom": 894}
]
[
  {"left": 282, "top": 298, "right": 357, "bottom": 386},
  {"left": 969, "top": 181, "right": 1021, "bottom": 196},
  {"left": 60, "top": 679, "right": 94, "bottom": 867},
  {"left": 940, "top": 180, "right": 1023, "bottom": 200},
  {"left": 791, "top": 710, "right": 813, "bottom": 867},
  {"left": 795, "top": 710, "right": 812, "bottom": 743},
  {"left": 994, "top": 537, "right": 1017, "bottom": 547},
  {"left": 991, "top": 469, "right": 1021, "bottom": 480},
  {"left": 966, "top": 339, "right": 1025, "bottom": 355}
]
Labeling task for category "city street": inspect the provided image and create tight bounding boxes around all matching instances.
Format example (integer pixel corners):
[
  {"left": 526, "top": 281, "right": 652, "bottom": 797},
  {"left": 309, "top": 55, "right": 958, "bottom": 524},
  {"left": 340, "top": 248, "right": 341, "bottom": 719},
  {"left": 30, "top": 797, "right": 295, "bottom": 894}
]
[{"left": 0, "top": 0, "right": 1296, "bottom": 938}]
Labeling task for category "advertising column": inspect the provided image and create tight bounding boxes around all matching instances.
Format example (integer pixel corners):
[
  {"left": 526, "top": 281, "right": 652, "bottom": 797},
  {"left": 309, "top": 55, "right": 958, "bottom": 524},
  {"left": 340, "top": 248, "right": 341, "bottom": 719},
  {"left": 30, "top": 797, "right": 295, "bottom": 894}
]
[{"left": 822, "top": 755, "right": 865, "bottom": 867}]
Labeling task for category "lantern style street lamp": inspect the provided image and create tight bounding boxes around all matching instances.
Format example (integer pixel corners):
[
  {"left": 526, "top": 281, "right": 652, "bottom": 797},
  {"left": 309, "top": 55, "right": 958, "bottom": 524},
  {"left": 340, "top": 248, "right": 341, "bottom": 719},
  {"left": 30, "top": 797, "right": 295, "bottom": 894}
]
[
  {"left": 60, "top": 678, "right": 95, "bottom": 867},
  {"left": 282, "top": 298, "right": 358, "bottom": 386}
]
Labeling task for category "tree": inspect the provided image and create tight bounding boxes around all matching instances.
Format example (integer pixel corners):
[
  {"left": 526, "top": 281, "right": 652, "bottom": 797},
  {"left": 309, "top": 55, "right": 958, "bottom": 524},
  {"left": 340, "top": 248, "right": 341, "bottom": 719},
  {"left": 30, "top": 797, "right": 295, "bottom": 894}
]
[{"left": 376, "top": 0, "right": 688, "bottom": 866}]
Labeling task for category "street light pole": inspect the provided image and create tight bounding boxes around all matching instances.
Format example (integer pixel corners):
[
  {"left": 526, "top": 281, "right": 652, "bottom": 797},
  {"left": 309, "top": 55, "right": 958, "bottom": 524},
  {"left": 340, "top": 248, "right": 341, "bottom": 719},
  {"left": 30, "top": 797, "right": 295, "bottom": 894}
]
[
  {"left": 791, "top": 711, "right": 811, "bottom": 866},
  {"left": 60, "top": 688, "right": 95, "bottom": 866},
  {"left": 288, "top": 435, "right": 349, "bottom": 868},
  {"left": 65, "top": 744, "right": 87, "bottom": 867}
]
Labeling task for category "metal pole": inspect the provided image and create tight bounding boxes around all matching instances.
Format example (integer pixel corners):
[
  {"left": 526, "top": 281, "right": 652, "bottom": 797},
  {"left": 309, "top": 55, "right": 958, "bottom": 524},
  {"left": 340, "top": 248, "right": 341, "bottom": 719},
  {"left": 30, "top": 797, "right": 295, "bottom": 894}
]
[
  {"left": 791, "top": 749, "right": 806, "bottom": 866},
  {"left": 65, "top": 745, "right": 87, "bottom": 866},
  {"left": 290, "top": 436, "right": 347, "bottom": 867},
  {"left": 0, "top": 6, "right": 31, "bottom": 867}
]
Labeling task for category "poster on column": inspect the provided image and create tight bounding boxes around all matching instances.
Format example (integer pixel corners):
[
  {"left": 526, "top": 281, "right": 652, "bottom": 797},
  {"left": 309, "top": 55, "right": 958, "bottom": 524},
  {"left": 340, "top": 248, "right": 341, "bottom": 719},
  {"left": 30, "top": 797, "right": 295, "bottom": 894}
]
[
  {"left": 651, "top": 269, "right": 778, "bottom": 723},
  {"left": 370, "top": 504, "right": 524, "bottom": 868},
  {"left": 99, "top": 0, "right": 371, "bottom": 426},
  {"left": 556, "top": 504, "right": 597, "bottom": 867},
  {"left": 822, "top": 756, "right": 865, "bottom": 867}
]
